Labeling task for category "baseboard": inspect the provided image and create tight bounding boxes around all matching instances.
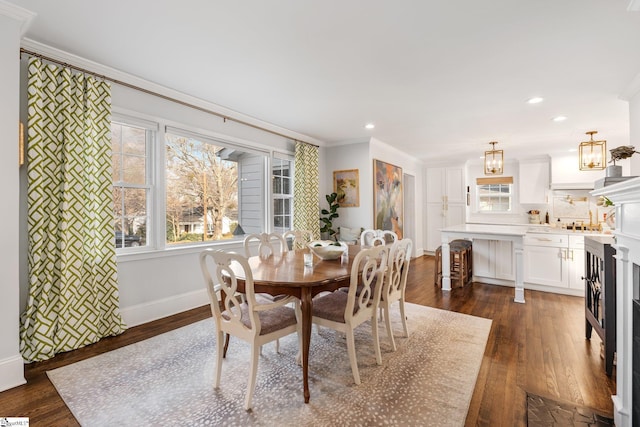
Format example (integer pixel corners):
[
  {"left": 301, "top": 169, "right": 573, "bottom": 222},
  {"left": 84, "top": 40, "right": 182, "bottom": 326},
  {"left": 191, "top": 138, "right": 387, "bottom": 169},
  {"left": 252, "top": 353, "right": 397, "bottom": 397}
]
[
  {"left": 120, "top": 289, "right": 209, "bottom": 328},
  {"left": 0, "top": 354, "right": 26, "bottom": 392}
]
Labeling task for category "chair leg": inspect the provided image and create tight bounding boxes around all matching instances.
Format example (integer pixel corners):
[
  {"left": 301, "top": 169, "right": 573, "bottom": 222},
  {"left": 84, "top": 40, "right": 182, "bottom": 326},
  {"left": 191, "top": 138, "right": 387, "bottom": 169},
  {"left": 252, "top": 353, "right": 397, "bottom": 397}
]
[
  {"left": 245, "top": 345, "right": 260, "bottom": 410},
  {"left": 372, "top": 312, "right": 383, "bottom": 365},
  {"left": 383, "top": 303, "right": 396, "bottom": 352},
  {"left": 275, "top": 339, "right": 280, "bottom": 353},
  {"left": 399, "top": 299, "right": 409, "bottom": 338},
  {"left": 222, "top": 333, "right": 230, "bottom": 358},
  {"left": 215, "top": 331, "right": 224, "bottom": 388},
  {"left": 345, "top": 328, "right": 361, "bottom": 385}
]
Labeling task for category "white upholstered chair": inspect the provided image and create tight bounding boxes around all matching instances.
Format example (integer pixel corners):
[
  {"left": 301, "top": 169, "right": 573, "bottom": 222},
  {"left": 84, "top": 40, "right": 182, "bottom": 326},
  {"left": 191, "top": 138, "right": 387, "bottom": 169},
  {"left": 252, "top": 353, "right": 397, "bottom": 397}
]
[
  {"left": 311, "top": 244, "right": 389, "bottom": 384},
  {"left": 282, "top": 229, "right": 314, "bottom": 251},
  {"left": 199, "top": 249, "right": 301, "bottom": 410},
  {"left": 243, "top": 232, "right": 288, "bottom": 258},
  {"left": 360, "top": 229, "right": 398, "bottom": 247},
  {"left": 380, "top": 239, "right": 412, "bottom": 351}
]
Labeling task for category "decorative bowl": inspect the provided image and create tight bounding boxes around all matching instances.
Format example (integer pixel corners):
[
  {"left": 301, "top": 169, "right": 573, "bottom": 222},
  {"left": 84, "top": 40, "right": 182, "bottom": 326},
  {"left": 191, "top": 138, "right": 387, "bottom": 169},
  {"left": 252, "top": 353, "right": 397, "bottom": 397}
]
[{"left": 307, "top": 240, "right": 347, "bottom": 260}]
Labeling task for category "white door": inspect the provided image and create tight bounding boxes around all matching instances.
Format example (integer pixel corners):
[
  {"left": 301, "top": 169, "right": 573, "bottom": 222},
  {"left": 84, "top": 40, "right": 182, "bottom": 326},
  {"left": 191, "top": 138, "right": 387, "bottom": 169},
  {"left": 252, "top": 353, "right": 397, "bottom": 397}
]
[
  {"left": 524, "top": 245, "right": 566, "bottom": 287},
  {"left": 445, "top": 167, "right": 465, "bottom": 204},
  {"left": 426, "top": 168, "right": 444, "bottom": 203}
]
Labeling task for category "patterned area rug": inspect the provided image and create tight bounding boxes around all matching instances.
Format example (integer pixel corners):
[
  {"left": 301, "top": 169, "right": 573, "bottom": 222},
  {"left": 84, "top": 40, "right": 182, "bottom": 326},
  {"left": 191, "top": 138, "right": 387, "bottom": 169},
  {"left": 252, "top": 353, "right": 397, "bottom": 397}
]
[
  {"left": 526, "top": 393, "right": 615, "bottom": 426},
  {"left": 47, "top": 303, "right": 491, "bottom": 426}
]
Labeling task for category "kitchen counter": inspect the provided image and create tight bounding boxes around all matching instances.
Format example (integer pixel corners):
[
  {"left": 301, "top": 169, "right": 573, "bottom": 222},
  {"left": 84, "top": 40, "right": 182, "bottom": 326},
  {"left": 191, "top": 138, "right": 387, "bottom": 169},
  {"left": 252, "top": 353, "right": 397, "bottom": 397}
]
[{"left": 440, "top": 224, "right": 527, "bottom": 303}]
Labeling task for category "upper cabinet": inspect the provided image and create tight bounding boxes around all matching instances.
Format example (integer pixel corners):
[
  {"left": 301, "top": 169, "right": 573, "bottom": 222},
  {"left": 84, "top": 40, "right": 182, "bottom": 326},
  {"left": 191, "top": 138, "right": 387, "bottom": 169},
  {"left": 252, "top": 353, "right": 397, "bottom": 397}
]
[
  {"left": 518, "top": 157, "right": 549, "bottom": 204},
  {"left": 426, "top": 167, "right": 465, "bottom": 204}
]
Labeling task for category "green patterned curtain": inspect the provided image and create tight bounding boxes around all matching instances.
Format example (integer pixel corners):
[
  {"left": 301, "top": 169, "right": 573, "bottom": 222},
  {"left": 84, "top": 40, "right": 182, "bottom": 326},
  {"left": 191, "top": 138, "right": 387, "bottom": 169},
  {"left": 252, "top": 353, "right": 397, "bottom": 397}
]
[
  {"left": 293, "top": 142, "right": 321, "bottom": 239},
  {"left": 20, "top": 58, "right": 126, "bottom": 362}
]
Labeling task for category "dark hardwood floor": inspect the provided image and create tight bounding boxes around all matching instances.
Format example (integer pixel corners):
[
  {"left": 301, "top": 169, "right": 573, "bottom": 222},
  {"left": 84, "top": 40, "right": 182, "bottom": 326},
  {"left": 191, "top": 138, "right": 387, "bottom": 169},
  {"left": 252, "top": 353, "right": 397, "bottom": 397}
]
[{"left": 0, "top": 255, "right": 615, "bottom": 426}]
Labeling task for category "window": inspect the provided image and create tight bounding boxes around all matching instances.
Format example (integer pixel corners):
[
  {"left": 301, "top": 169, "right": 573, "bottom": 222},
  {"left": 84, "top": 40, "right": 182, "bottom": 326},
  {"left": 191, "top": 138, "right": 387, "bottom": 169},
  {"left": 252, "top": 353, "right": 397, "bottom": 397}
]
[
  {"left": 165, "top": 129, "right": 268, "bottom": 245},
  {"left": 111, "top": 115, "right": 290, "bottom": 252},
  {"left": 111, "top": 120, "right": 152, "bottom": 248},
  {"left": 272, "top": 156, "right": 293, "bottom": 233},
  {"left": 476, "top": 177, "right": 513, "bottom": 212}
]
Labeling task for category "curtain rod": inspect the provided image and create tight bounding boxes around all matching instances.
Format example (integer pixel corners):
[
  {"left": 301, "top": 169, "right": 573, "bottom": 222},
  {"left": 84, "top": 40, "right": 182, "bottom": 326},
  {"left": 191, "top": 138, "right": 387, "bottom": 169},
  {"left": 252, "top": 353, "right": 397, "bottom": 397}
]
[{"left": 19, "top": 48, "right": 319, "bottom": 148}]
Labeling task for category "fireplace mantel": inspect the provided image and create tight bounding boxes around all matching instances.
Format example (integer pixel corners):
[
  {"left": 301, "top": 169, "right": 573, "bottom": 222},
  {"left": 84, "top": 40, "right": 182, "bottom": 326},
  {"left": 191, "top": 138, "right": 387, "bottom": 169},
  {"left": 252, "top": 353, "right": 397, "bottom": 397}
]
[{"left": 592, "top": 176, "right": 640, "bottom": 427}]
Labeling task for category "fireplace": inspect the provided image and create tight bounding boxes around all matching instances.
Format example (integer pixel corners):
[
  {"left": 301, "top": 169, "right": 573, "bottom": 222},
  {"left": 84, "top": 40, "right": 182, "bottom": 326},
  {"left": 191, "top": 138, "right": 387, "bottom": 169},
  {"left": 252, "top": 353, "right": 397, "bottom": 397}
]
[
  {"left": 633, "top": 263, "right": 639, "bottom": 424},
  {"left": 592, "top": 177, "right": 640, "bottom": 427}
]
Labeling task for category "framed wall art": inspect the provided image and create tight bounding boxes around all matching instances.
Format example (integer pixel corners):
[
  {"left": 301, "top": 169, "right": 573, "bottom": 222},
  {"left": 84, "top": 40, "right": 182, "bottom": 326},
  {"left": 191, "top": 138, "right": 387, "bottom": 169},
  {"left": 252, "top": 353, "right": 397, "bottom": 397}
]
[
  {"left": 373, "top": 159, "right": 403, "bottom": 238},
  {"left": 333, "top": 169, "right": 359, "bottom": 207}
]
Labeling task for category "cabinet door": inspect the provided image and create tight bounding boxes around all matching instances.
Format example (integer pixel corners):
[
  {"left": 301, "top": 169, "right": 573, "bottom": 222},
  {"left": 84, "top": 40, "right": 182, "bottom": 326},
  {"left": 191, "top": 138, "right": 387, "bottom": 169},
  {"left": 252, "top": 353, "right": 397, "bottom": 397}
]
[
  {"left": 519, "top": 159, "right": 549, "bottom": 204},
  {"left": 446, "top": 203, "right": 466, "bottom": 227},
  {"left": 524, "top": 245, "right": 566, "bottom": 287},
  {"left": 425, "top": 202, "right": 444, "bottom": 252},
  {"left": 494, "top": 240, "right": 514, "bottom": 280},
  {"left": 472, "top": 239, "right": 493, "bottom": 278},
  {"left": 567, "top": 236, "right": 585, "bottom": 290},
  {"left": 445, "top": 167, "right": 465, "bottom": 204},
  {"left": 426, "top": 168, "right": 444, "bottom": 203}
]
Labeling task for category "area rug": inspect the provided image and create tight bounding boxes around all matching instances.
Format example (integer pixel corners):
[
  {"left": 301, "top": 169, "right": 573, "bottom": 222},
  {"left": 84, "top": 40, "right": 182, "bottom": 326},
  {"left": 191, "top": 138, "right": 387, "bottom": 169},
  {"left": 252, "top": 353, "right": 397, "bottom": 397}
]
[
  {"left": 47, "top": 303, "right": 491, "bottom": 426},
  {"left": 526, "top": 393, "right": 614, "bottom": 426}
]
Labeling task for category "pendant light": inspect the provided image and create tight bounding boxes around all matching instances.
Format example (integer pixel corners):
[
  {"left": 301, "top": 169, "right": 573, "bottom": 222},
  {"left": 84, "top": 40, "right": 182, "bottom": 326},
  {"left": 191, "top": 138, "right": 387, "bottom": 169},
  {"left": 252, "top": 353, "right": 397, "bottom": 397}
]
[
  {"left": 579, "top": 131, "right": 606, "bottom": 170},
  {"left": 484, "top": 141, "right": 503, "bottom": 175}
]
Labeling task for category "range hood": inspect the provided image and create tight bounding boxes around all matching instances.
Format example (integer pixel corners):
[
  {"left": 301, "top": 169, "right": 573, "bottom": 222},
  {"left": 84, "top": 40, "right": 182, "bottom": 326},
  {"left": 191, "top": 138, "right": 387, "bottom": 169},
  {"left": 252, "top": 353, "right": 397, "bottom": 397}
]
[{"left": 593, "top": 165, "right": 637, "bottom": 189}]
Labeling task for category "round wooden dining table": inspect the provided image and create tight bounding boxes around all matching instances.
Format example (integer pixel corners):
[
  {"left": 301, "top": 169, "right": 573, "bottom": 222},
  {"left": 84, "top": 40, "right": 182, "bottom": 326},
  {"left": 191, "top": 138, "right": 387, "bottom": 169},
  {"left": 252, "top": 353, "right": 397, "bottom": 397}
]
[{"left": 228, "top": 244, "right": 362, "bottom": 403}]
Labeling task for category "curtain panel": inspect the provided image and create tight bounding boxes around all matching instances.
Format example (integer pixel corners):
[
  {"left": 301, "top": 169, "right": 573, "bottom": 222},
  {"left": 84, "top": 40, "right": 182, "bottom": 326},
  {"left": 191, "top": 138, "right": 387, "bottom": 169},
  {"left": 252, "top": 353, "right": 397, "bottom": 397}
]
[
  {"left": 20, "top": 58, "right": 126, "bottom": 362},
  {"left": 293, "top": 142, "right": 320, "bottom": 239}
]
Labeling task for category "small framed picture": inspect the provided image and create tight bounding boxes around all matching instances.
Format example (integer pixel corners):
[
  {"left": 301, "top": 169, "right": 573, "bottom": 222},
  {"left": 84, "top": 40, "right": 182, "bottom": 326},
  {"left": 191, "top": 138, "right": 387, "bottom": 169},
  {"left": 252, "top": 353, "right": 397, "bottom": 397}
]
[{"left": 333, "top": 169, "right": 359, "bottom": 207}]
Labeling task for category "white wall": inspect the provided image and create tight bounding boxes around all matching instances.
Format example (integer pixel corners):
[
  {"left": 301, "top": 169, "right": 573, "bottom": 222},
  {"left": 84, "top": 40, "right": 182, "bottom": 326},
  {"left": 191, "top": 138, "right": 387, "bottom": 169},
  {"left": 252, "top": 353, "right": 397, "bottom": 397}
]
[
  {"left": 370, "top": 137, "right": 424, "bottom": 253},
  {"left": 0, "top": 2, "right": 33, "bottom": 393},
  {"left": 323, "top": 141, "right": 371, "bottom": 230}
]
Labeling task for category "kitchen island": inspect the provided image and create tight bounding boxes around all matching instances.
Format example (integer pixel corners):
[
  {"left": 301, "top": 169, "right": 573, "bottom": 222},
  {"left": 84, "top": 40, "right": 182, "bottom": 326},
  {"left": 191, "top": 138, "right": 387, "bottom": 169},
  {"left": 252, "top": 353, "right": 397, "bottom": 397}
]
[{"left": 440, "top": 224, "right": 528, "bottom": 303}]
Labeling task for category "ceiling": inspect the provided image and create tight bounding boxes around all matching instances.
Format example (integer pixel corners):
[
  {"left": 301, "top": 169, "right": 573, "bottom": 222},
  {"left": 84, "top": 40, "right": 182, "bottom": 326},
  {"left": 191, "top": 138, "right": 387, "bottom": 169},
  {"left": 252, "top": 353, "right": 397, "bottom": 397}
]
[{"left": 11, "top": 0, "right": 640, "bottom": 163}]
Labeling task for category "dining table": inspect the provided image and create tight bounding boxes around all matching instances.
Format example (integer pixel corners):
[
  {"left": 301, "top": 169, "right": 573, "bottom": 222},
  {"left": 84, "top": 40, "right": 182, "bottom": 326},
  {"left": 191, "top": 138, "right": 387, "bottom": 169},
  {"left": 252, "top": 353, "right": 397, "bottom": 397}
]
[{"left": 227, "top": 244, "right": 361, "bottom": 403}]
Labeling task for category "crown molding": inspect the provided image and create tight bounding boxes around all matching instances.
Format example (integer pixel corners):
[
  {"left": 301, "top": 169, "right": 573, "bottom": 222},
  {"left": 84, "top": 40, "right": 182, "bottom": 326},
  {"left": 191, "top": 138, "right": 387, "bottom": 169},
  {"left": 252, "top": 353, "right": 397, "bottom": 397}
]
[
  {"left": 628, "top": 0, "right": 640, "bottom": 11},
  {"left": 0, "top": 0, "right": 36, "bottom": 35},
  {"left": 20, "top": 38, "right": 327, "bottom": 147}
]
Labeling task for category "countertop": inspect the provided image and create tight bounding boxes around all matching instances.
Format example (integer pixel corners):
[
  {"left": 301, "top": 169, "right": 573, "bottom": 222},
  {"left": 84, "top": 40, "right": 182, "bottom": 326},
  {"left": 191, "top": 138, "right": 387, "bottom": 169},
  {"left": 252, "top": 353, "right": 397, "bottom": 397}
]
[{"left": 442, "top": 223, "right": 614, "bottom": 238}]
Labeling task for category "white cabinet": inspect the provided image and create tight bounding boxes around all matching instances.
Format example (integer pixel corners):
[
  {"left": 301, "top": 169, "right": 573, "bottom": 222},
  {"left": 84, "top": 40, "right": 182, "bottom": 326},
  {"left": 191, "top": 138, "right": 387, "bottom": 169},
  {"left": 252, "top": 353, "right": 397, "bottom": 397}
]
[
  {"left": 425, "top": 166, "right": 466, "bottom": 252},
  {"left": 565, "top": 235, "right": 585, "bottom": 290},
  {"left": 472, "top": 239, "right": 514, "bottom": 281},
  {"left": 523, "top": 233, "right": 585, "bottom": 291},
  {"left": 519, "top": 158, "right": 549, "bottom": 204}
]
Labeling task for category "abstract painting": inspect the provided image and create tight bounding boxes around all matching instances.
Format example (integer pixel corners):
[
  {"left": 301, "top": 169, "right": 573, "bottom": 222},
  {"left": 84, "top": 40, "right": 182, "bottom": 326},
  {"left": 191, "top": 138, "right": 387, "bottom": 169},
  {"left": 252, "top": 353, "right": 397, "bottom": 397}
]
[
  {"left": 373, "top": 159, "right": 403, "bottom": 238},
  {"left": 333, "top": 169, "right": 359, "bottom": 207}
]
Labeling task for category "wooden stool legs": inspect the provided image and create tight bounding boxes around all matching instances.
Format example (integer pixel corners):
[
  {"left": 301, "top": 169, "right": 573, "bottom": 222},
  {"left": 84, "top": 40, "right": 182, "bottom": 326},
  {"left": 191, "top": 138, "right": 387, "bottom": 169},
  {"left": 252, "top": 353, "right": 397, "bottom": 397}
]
[{"left": 434, "top": 243, "right": 473, "bottom": 288}]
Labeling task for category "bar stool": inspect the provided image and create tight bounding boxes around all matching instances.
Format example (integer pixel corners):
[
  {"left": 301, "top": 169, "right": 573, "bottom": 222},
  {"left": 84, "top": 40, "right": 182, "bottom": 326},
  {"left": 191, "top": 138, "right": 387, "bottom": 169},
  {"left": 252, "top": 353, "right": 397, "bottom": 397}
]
[{"left": 434, "top": 239, "right": 473, "bottom": 288}]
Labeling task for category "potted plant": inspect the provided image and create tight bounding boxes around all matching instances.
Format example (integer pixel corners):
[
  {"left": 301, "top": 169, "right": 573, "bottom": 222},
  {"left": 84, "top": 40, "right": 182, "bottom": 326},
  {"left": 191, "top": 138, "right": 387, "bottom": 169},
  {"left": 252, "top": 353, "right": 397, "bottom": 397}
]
[{"left": 320, "top": 192, "right": 340, "bottom": 240}]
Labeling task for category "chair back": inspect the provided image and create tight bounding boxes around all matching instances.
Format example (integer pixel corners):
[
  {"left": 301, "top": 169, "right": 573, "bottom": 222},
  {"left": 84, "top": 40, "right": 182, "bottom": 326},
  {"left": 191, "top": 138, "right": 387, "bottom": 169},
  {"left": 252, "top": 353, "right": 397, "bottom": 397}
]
[
  {"left": 243, "top": 232, "right": 287, "bottom": 258},
  {"left": 360, "top": 229, "right": 398, "bottom": 247},
  {"left": 199, "top": 249, "right": 260, "bottom": 335},
  {"left": 282, "top": 229, "right": 314, "bottom": 250},
  {"left": 384, "top": 239, "right": 412, "bottom": 302},
  {"left": 345, "top": 244, "right": 389, "bottom": 322}
]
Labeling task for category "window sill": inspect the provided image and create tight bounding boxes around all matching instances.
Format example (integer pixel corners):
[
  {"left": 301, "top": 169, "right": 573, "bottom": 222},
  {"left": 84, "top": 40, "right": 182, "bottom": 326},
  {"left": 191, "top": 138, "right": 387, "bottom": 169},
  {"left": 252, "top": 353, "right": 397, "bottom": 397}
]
[{"left": 116, "top": 239, "right": 246, "bottom": 263}]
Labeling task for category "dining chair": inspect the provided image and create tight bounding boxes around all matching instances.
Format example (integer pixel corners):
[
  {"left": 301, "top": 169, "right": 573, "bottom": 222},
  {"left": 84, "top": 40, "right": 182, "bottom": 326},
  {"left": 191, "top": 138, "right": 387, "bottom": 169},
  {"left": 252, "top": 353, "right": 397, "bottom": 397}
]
[
  {"left": 283, "top": 229, "right": 314, "bottom": 250},
  {"left": 199, "top": 249, "right": 301, "bottom": 410},
  {"left": 380, "top": 238, "right": 412, "bottom": 351},
  {"left": 243, "top": 232, "right": 288, "bottom": 258},
  {"left": 360, "top": 229, "right": 398, "bottom": 247},
  {"left": 311, "top": 244, "right": 389, "bottom": 384}
]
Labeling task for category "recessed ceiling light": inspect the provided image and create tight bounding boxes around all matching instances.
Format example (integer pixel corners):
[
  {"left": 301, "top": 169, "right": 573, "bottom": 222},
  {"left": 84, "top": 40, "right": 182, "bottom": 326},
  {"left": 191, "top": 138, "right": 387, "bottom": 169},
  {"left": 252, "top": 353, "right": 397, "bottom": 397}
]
[
  {"left": 364, "top": 123, "right": 375, "bottom": 129},
  {"left": 527, "top": 97, "right": 544, "bottom": 104},
  {"left": 568, "top": 148, "right": 577, "bottom": 152},
  {"left": 552, "top": 116, "right": 567, "bottom": 122}
]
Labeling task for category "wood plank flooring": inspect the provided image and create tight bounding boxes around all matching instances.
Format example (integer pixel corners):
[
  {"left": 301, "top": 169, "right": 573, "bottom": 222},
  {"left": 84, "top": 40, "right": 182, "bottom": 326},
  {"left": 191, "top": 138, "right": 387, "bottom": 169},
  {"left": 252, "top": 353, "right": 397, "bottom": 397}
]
[{"left": 0, "top": 254, "right": 616, "bottom": 426}]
